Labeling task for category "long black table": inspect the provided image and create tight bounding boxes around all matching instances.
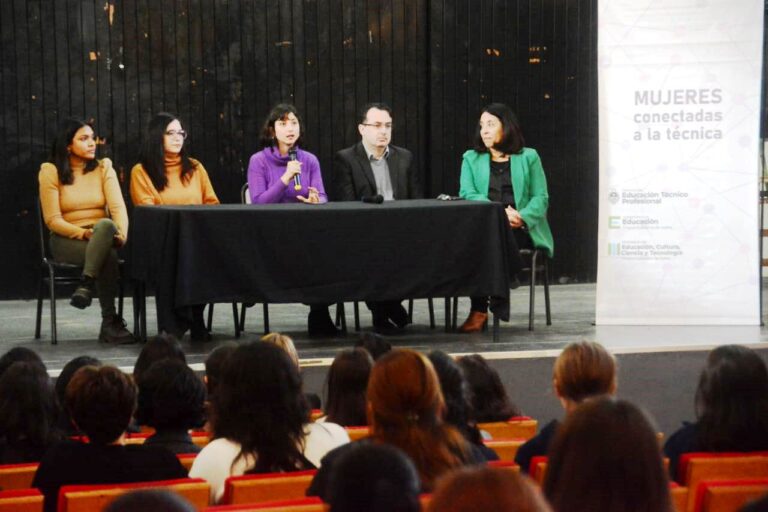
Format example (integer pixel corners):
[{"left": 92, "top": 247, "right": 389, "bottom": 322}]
[{"left": 129, "top": 199, "right": 511, "bottom": 339}]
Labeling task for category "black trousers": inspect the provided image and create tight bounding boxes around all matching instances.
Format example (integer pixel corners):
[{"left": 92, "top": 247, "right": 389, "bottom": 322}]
[{"left": 470, "top": 227, "right": 532, "bottom": 313}]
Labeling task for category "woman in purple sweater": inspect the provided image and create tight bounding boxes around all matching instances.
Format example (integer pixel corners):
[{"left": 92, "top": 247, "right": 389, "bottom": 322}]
[
  {"left": 248, "top": 104, "right": 328, "bottom": 204},
  {"left": 246, "top": 104, "right": 338, "bottom": 336}
]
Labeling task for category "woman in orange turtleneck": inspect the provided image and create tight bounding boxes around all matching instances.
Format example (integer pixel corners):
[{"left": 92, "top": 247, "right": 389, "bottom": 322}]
[
  {"left": 38, "top": 118, "right": 134, "bottom": 344},
  {"left": 130, "top": 112, "right": 220, "bottom": 342}
]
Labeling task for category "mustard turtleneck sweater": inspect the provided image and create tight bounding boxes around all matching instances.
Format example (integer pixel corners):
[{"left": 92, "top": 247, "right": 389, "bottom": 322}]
[
  {"left": 129, "top": 154, "right": 219, "bottom": 206},
  {"left": 38, "top": 158, "right": 129, "bottom": 240}
]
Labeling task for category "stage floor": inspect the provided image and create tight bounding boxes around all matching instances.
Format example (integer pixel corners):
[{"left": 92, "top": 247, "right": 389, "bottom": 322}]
[{"left": 1, "top": 283, "right": 766, "bottom": 373}]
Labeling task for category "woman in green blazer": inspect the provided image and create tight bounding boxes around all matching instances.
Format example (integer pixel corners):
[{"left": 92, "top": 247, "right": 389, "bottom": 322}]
[{"left": 458, "top": 103, "right": 554, "bottom": 332}]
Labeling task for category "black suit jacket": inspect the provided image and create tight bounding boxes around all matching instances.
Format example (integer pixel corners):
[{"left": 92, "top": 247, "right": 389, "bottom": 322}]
[{"left": 333, "top": 142, "right": 422, "bottom": 201}]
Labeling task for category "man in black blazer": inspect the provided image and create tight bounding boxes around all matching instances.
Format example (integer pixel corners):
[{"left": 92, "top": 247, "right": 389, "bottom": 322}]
[{"left": 333, "top": 103, "right": 422, "bottom": 332}]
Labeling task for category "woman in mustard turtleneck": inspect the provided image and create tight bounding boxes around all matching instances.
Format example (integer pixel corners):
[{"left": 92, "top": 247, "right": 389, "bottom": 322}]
[
  {"left": 38, "top": 118, "right": 134, "bottom": 344},
  {"left": 130, "top": 112, "right": 220, "bottom": 342}
]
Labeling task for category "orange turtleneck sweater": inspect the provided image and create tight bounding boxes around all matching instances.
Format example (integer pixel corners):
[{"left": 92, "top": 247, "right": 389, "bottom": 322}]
[
  {"left": 38, "top": 158, "right": 129, "bottom": 240},
  {"left": 129, "top": 154, "right": 219, "bottom": 206}
]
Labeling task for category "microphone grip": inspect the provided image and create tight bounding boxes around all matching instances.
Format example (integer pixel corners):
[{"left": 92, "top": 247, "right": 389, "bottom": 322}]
[
  {"left": 288, "top": 149, "right": 301, "bottom": 190},
  {"left": 362, "top": 194, "right": 384, "bottom": 204}
]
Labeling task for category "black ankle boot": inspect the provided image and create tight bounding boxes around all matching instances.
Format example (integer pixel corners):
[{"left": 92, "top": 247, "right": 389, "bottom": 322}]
[{"left": 70, "top": 276, "right": 95, "bottom": 309}]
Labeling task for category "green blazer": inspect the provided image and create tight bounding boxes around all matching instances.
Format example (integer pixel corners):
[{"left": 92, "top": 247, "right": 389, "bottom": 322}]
[{"left": 459, "top": 148, "right": 554, "bottom": 258}]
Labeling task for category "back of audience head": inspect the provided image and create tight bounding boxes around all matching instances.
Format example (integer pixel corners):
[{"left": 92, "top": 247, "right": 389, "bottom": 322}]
[
  {"left": 367, "top": 349, "right": 469, "bottom": 490},
  {"left": 327, "top": 443, "right": 420, "bottom": 512},
  {"left": 261, "top": 332, "right": 299, "bottom": 368},
  {"left": 325, "top": 348, "right": 373, "bottom": 426},
  {"left": 66, "top": 366, "right": 136, "bottom": 444},
  {"left": 55, "top": 356, "right": 101, "bottom": 406},
  {"left": 204, "top": 342, "right": 238, "bottom": 397},
  {"left": 0, "top": 347, "right": 45, "bottom": 379},
  {"left": 212, "top": 342, "right": 311, "bottom": 472},
  {"left": 428, "top": 351, "right": 480, "bottom": 443},
  {"left": 104, "top": 489, "right": 196, "bottom": 512},
  {"left": 457, "top": 353, "right": 521, "bottom": 422},
  {"left": 695, "top": 345, "right": 768, "bottom": 451},
  {"left": 0, "top": 362, "right": 60, "bottom": 457},
  {"left": 133, "top": 333, "right": 186, "bottom": 386},
  {"left": 553, "top": 341, "right": 617, "bottom": 410},
  {"left": 428, "top": 467, "right": 552, "bottom": 512},
  {"left": 354, "top": 332, "right": 392, "bottom": 361},
  {"left": 136, "top": 359, "right": 205, "bottom": 431},
  {"left": 543, "top": 397, "right": 671, "bottom": 512}
]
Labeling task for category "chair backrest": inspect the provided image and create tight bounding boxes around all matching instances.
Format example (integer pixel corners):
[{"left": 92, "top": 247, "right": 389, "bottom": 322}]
[
  {"left": 177, "top": 453, "right": 197, "bottom": 472},
  {"left": 669, "top": 484, "right": 688, "bottom": 512},
  {"left": 529, "top": 456, "right": 548, "bottom": 485},
  {"left": 693, "top": 478, "right": 768, "bottom": 512},
  {"left": 223, "top": 470, "right": 318, "bottom": 505},
  {"left": 344, "top": 426, "right": 370, "bottom": 442},
  {"left": 486, "top": 460, "right": 521, "bottom": 474},
  {"left": 241, "top": 183, "right": 252, "bottom": 205},
  {"left": 207, "top": 497, "right": 327, "bottom": 511},
  {"left": 0, "top": 489, "right": 43, "bottom": 512},
  {"left": 478, "top": 418, "right": 538, "bottom": 441},
  {"left": 309, "top": 410, "right": 324, "bottom": 422},
  {"left": 681, "top": 453, "right": 768, "bottom": 512},
  {"left": 484, "top": 438, "right": 526, "bottom": 462},
  {"left": 0, "top": 463, "right": 38, "bottom": 491},
  {"left": 57, "top": 478, "right": 210, "bottom": 512}
]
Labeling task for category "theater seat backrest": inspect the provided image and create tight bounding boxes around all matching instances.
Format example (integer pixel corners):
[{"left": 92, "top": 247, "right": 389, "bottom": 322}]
[
  {"left": 223, "top": 470, "right": 318, "bottom": 505},
  {"left": 57, "top": 478, "right": 210, "bottom": 512},
  {"left": 207, "top": 497, "right": 327, "bottom": 511},
  {"left": 681, "top": 453, "right": 768, "bottom": 512},
  {"left": 0, "top": 463, "right": 38, "bottom": 491},
  {"left": 484, "top": 438, "right": 526, "bottom": 462},
  {"left": 0, "top": 489, "right": 43, "bottom": 512},
  {"left": 693, "top": 478, "right": 768, "bottom": 512},
  {"left": 478, "top": 418, "right": 537, "bottom": 440}
]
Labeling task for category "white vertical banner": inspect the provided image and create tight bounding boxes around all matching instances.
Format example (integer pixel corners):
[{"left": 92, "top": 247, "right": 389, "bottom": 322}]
[{"left": 596, "top": 0, "right": 764, "bottom": 325}]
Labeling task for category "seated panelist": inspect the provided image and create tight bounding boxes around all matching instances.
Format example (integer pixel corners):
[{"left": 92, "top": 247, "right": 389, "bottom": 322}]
[
  {"left": 38, "top": 118, "right": 133, "bottom": 344},
  {"left": 458, "top": 103, "right": 554, "bottom": 333},
  {"left": 130, "top": 112, "right": 220, "bottom": 342}
]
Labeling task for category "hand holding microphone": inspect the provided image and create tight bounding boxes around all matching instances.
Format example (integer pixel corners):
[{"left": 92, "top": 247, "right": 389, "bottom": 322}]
[
  {"left": 289, "top": 148, "right": 301, "bottom": 190},
  {"left": 280, "top": 149, "right": 302, "bottom": 188}
]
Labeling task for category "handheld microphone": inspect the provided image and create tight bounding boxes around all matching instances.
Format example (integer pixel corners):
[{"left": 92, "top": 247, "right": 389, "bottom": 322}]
[
  {"left": 361, "top": 194, "right": 384, "bottom": 204},
  {"left": 289, "top": 148, "right": 301, "bottom": 190}
]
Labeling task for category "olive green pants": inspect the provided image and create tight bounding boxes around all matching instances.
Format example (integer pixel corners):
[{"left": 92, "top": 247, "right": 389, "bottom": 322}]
[{"left": 49, "top": 218, "right": 120, "bottom": 318}]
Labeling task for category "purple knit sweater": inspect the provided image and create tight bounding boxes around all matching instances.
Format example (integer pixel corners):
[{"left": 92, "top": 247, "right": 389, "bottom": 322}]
[{"left": 247, "top": 146, "right": 328, "bottom": 204}]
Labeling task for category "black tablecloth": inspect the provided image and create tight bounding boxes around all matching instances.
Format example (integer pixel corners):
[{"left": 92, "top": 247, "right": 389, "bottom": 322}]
[{"left": 129, "top": 199, "right": 511, "bottom": 333}]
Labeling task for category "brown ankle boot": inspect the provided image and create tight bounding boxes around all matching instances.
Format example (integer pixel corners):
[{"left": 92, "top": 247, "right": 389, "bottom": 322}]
[
  {"left": 458, "top": 311, "right": 488, "bottom": 333},
  {"left": 99, "top": 315, "right": 136, "bottom": 345}
]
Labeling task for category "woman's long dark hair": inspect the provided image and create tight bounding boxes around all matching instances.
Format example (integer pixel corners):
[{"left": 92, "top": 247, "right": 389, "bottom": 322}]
[
  {"left": 324, "top": 348, "right": 373, "bottom": 427},
  {"left": 49, "top": 118, "right": 99, "bottom": 185},
  {"left": 457, "top": 354, "right": 521, "bottom": 422},
  {"left": 695, "top": 345, "right": 768, "bottom": 452},
  {"left": 258, "top": 104, "right": 304, "bottom": 149},
  {"left": 0, "top": 362, "right": 61, "bottom": 458},
  {"left": 427, "top": 351, "right": 483, "bottom": 445},
  {"left": 212, "top": 342, "right": 312, "bottom": 473},
  {"left": 472, "top": 103, "right": 525, "bottom": 155},
  {"left": 138, "top": 112, "right": 196, "bottom": 191}
]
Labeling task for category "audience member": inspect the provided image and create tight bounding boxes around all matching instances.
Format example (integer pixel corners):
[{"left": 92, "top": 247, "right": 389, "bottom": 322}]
[
  {"left": 0, "top": 362, "right": 62, "bottom": 463},
  {"left": 543, "top": 397, "right": 672, "bottom": 512},
  {"left": 0, "top": 347, "right": 45, "bottom": 378},
  {"left": 262, "top": 332, "right": 300, "bottom": 368},
  {"left": 308, "top": 349, "right": 480, "bottom": 499},
  {"left": 327, "top": 443, "right": 420, "bottom": 512},
  {"left": 323, "top": 348, "right": 373, "bottom": 426},
  {"left": 741, "top": 493, "right": 768, "bottom": 512},
  {"left": 203, "top": 342, "right": 237, "bottom": 398},
  {"left": 354, "top": 332, "right": 392, "bottom": 360},
  {"left": 190, "top": 342, "right": 348, "bottom": 502},
  {"left": 428, "top": 351, "right": 497, "bottom": 460},
  {"left": 664, "top": 345, "right": 768, "bottom": 481},
  {"left": 33, "top": 366, "right": 186, "bottom": 512},
  {"left": 457, "top": 353, "right": 521, "bottom": 422},
  {"left": 515, "top": 341, "right": 616, "bottom": 473},
  {"left": 132, "top": 333, "right": 186, "bottom": 386},
  {"left": 54, "top": 355, "right": 101, "bottom": 435},
  {"left": 104, "top": 489, "right": 196, "bottom": 512},
  {"left": 135, "top": 359, "right": 206, "bottom": 454},
  {"left": 427, "top": 466, "right": 552, "bottom": 512}
]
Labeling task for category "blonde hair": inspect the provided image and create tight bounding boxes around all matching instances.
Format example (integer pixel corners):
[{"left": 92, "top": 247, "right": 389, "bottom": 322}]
[{"left": 261, "top": 332, "right": 299, "bottom": 368}]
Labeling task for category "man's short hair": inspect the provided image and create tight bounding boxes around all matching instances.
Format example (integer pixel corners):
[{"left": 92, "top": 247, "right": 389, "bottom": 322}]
[{"left": 359, "top": 103, "right": 393, "bottom": 125}]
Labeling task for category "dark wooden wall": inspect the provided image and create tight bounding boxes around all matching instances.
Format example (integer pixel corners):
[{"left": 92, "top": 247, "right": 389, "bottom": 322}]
[{"left": 1, "top": 0, "right": 765, "bottom": 299}]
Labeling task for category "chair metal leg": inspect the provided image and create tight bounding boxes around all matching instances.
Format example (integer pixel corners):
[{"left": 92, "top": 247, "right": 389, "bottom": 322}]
[
  {"left": 428, "top": 298, "right": 435, "bottom": 329},
  {"left": 336, "top": 303, "right": 347, "bottom": 333},
  {"left": 263, "top": 304, "right": 270, "bottom": 334},
  {"left": 444, "top": 297, "right": 451, "bottom": 332},
  {"left": 543, "top": 259, "right": 552, "bottom": 325},
  {"left": 529, "top": 251, "right": 538, "bottom": 331},
  {"left": 206, "top": 303, "right": 214, "bottom": 331},
  {"left": 493, "top": 314, "right": 500, "bottom": 342},
  {"left": 408, "top": 299, "right": 414, "bottom": 322},
  {"left": 335, "top": 304, "right": 342, "bottom": 327},
  {"left": 132, "top": 281, "right": 142, "bottom": 342},
  {"left": 239, "top": 304, "right": 247, "bottom": 332},
  {"left": 117, "top": 278, "right": 124, "bottom": 318},
  {"left": 35, "top": 277, "right": 44, "bottom": 339},
  {"left": 353, "top": 302, "right": 360, "bottom": 332},
  {"left": 452, "top": 296, "right": 459, "bottom": 330},
  {"left": 231, "top": 302, "right": 240, "bottom": 338},
  {"left": 140, "top": 286, "right": 147, "bottom": 343},
  {"left": 48, "top": 268, "right": 57, "bottom": 345}
]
